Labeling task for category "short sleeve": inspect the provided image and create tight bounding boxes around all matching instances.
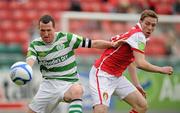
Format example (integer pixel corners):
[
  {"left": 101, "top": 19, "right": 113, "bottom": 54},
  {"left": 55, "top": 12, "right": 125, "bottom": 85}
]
[
  {"left": 67, "top": 33, "right": 84, "bottom": 49},
  {"left": 26, "top": 42, "right": 37, "bottom": 61},
  {"left": 125, "top": 32, "right": 146, "bottom": 53}
]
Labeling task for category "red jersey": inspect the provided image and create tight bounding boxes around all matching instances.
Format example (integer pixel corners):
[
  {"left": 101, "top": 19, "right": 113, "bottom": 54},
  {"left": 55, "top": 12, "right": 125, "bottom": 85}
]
[{"left": 94, "top": 23, "right": 147, "bottom": 77}]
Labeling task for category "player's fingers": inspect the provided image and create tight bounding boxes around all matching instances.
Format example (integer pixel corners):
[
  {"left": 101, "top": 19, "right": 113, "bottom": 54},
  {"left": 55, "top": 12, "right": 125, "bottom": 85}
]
[
  {"left": 168, "top": 71, "right": 173, "bottom": 75},
  {"left": 142, "top": 91, "right": 147, "bottom": 98},
  {"left": 168, "top": 69, "right": 173, "bottom": 75},
  {"left": 140, "top": 89, "right": 146, "bottom": 98},
  {"left": 136, "top": 87, "right": 146, "bottom": 98}
]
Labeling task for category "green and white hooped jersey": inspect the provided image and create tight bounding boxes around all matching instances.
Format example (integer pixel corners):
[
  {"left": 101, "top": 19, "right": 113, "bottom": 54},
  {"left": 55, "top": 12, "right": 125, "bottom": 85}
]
[{"left": 26, "top": 32, "right": 91, "bottom": 82}]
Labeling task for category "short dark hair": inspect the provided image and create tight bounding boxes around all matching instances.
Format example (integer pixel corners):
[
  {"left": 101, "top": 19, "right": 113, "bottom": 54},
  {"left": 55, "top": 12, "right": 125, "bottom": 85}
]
[
  {"left": 39, "top": 15, "right": 55, "bottom": 27},
  {"left": 140, "top": 10, "right": 158, "bottom": 22}
]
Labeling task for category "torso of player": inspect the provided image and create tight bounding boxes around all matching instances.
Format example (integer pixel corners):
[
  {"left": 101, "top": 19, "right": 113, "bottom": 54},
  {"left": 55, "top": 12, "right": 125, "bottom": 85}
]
[
  {"left": 94, "top": 24, "right": 146, "bottom": 77},
  {"left": 29, "top": 32, "right": 82, "bottom": 78}
]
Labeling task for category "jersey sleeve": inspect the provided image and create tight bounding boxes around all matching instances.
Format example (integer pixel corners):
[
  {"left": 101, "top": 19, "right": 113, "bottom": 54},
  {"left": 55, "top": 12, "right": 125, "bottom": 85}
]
[
  {"left": 125, "top": 32, "right": 146, "bottom": 53},
  {"left": 66, "top": 32, "right": 83, "bottom": 49},
  {"left": 67, "top": 32, "right": 91, "bottom": 49},
  {"left": 26, "top": 42, "right": 37, "bottom": 61}
]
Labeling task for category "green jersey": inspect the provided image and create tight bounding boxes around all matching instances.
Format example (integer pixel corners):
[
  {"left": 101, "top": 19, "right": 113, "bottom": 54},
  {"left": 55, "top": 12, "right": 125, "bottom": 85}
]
[{"left": 27, "top": 32, "right": 88, "bottom": 82}]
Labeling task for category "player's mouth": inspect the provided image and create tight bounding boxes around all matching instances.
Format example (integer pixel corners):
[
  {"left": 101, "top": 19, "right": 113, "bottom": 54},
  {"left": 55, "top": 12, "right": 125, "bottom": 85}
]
[
  {"left": 145, "top": 32, "right": 151, "bottom": 37},
  {"left": 43, "top": 36, "right": 49, "bottom": 39},
  {"left": 146, "top": 31, "right": 151, "bottom": 35},
  {"left": 43, "top": 37, "right": 51, "bottom": 43}
]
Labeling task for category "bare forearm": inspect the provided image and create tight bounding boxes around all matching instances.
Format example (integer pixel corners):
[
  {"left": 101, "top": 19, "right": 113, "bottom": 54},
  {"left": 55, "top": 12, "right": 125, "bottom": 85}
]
[
  {"left": 133, "top": 51, "right": 173, "bottom": 75},
  {"left": 137, "top": 60, "right": 162, "bottom": 73},
  {"left": 26, "top": 58, "right": 35, "bottom": 67},
  {"left": 128, "top": 63, "right": 140, "bottom": 86},
  {"left": 91, "top": 40, "right": 113, "bottom": 49}
]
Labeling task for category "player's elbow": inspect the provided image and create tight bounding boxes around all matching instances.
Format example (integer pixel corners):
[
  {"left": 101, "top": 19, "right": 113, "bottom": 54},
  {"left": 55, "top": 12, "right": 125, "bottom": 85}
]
[{"left": 135, "top": 60, "right": 147, "bottom": 69}]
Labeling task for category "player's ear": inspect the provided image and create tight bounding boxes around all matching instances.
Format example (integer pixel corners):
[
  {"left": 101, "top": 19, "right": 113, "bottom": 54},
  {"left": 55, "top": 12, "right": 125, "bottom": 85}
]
[{"left": 139, "top": 20, "right": 142, "bottom": 24}]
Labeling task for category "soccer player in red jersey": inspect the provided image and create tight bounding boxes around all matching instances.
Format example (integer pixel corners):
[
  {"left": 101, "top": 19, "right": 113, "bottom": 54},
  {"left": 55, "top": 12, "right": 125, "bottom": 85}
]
[{"left": 89, "top": 10, "right": 173, "bottom": 113}]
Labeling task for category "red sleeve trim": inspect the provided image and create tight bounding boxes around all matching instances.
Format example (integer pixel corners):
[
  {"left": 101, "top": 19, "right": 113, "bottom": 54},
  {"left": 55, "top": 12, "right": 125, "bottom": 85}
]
[{"left": 131, "top": 48, "right": 144, "bottom": 54}]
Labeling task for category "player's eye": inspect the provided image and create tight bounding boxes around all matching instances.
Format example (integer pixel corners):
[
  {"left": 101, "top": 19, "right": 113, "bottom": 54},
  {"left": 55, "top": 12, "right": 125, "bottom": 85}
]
[
  {"left": 40, "top": 29, "right": 45, "bottom": 32},
  {"left": 47, "top": 29, "right": 52, "bottom": 32},
  {"left": 145, "top": 22, "right": 150, "bottom": 26}
]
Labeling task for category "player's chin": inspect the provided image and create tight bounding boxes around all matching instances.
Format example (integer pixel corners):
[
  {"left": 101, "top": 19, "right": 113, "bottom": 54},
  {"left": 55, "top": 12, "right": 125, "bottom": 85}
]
[
  {"left": 145, "top": 33, "right": 151, "bottom": 38},
  {"left": 43, "top": 39, "right": 52, "bottom": 44}
]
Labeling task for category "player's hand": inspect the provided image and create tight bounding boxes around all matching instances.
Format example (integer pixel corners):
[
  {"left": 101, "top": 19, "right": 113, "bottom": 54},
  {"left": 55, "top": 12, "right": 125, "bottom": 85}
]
[
  {"left": 136, "top": 85, "right": 146, "bottom": 98},
  {"left": 161, "top": 66, "right": 173, "bottom": 75},
  {"left": 111, "top": 39, "right": 126, "bottom": 48}
]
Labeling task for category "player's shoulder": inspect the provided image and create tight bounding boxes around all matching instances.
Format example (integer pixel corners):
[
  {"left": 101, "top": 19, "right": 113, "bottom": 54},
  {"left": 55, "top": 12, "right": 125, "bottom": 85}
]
[
  {"left": 129, "top": 26, "right": 142, "bottom": 35},
  {"left": 56, "top": 31, "right": 76, "bottom": 39},
  {"left": 129, "top": 25, "right": 145, "bottom": 40},
  {"left": 31, "top": 37, "right": 42, "bottom": 42},
  {"left": 56, "top": 31, "right": 67, "bottom": 36},
  {"left": 30, "top": 37, "right": 45, "bottom": 46}
]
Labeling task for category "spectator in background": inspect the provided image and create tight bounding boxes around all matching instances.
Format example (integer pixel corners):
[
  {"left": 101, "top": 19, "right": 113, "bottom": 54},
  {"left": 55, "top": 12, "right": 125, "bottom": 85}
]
[
  {"left": 70, "top": 0, "right": 82, "bottom": 11},
  {"left": 173, "top": 0, "right": 180, "bottom": 14}
]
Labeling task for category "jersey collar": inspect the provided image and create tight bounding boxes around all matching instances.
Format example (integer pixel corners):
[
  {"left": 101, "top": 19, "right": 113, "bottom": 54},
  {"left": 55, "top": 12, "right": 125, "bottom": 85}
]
[{"left": 137, "top": 22, "right": 142, "bottom": 30}]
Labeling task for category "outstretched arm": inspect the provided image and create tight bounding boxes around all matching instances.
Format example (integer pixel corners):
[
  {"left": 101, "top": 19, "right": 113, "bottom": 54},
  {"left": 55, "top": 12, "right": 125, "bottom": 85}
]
[
  {"left": 133, "top": 51, "right": 173, "bottom": 75},
  {"left": 26, "top": 58, "right": 36, "bottom": 67},
  {"left": 91, "top": 39, "right": 125, "bottom": 49}
]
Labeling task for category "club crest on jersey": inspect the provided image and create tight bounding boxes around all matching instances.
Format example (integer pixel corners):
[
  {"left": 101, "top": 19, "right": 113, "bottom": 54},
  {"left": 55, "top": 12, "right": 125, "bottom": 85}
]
[
  {"left": 56, "top": 44, "right": 65, "bottom": 51},
  {"left": 138, "top": 41, "right": 145, "bottom": 51},
  {"left": 103, "top": 92, "right": 109, "bottom": 101},
  {"left": 38, "top": 52, "right": 47, "bottom": 57}
]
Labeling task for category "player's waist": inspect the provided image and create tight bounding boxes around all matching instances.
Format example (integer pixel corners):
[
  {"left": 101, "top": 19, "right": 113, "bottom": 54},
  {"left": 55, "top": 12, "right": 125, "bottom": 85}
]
[
  {"left": 94, "top": 65, "right": 123, "bottom": 77},
  {"left": 43, "top": 72, "right": 79, "bottom": 82}
]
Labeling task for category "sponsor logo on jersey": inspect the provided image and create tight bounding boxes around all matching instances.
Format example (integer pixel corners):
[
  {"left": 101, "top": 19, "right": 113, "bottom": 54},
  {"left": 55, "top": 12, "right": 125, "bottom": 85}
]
[
  {"left": 39, "top": 52, "right": 47, "bottom": 57},
  {"left": 103, "top": 92, "right": 109, "bottom": 101},
  {"left": 138, "top": 41, "right": 145, "bottom": 51},
  {"left": 40, "top": 54, "right": 68, "bottom": 66},
  {"left": 56, "top": 44, "right": 65, "bottom": 51}
]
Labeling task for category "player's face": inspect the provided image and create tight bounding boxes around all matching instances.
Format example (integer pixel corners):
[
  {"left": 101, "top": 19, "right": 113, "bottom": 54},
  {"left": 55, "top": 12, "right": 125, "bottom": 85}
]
[
  {"left": 39, "top": 21, "right": 55, "bottom": 44},
  {"left": 140, "top": 17, "right": 157, "bottom": 38}
]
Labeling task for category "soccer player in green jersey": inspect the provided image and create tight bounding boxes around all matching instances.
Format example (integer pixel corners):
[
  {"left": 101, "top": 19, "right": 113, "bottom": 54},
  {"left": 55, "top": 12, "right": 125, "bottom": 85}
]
[{"left": 26, "top": 15, "right": 121, "bottom": 113}]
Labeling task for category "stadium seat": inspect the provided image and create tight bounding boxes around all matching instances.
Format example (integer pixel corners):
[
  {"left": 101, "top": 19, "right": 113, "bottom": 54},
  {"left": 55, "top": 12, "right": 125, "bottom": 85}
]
[
  {"left": 24, "top": 10, "right": 38, "bottom": 21},
  {"left": 14, "top": 21, "right": 28, "bottom": 31},
  {"left": 100, "top": 2, "right": 114, "bottom": 12},
  {"left": 145, "top": 36, "right": 167, "bottom": 57},
  {"left": 36, "top": 1, "right": 49, "bottom": 11},
  {"left": 21, "top": 1, "right": 35, "bottom": 10},
  {"left": 60, "top": 0, "right": 70, "bottom": 11},
  {"left": 0, "top": 10, "right": 11, "bottom": 20},
  {"left": 18, "top": 31, "right": 30, "bottom": 44},
  {"left": 12, "top": 10, "right": 24, "bottom": 20},
  {"left": 48, "top": 1, "right": 62, "bottom": 11},
  {"left": 4, "top": 31, "right": 17, "bottom": 44},
  {"left": 52, "top": 11, "right": 61, "bottom": 21},
  {"left": 0, "top": 1, "right": 8, "bottom": 10},
  {"left": 9, "top": 1, "right": 22, "bottom": 10},
  {"left": 1, "top": 20, "right": 12, "bottom": 31}
]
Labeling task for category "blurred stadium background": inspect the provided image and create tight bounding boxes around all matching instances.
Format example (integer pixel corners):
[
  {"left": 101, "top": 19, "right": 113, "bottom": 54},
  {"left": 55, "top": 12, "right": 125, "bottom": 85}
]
[{"left": 0, "top": 0, "right": 180, "bottom": 113}]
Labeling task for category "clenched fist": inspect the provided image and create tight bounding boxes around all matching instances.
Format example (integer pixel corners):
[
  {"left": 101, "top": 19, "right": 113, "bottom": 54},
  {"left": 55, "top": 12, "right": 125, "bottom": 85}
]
[{"left": 160, "top": 66, "right": 173, "bottom": 75}]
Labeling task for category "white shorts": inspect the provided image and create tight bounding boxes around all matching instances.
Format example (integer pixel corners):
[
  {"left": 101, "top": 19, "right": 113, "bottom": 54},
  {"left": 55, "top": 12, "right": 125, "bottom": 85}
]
[
  {"left": 29, "top": 79, "right": 78, "bottom": 113},
  {"left": 89, "top": 66, "right": 136, "bottom": 107}
]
